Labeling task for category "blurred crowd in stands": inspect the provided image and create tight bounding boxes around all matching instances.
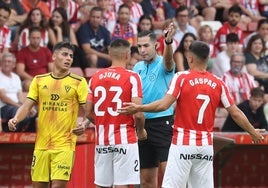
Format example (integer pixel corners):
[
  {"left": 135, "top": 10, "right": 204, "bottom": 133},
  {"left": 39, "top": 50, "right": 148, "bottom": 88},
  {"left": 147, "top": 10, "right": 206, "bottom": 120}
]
[{"left": 0, "top": 0, "right": 268, "bottom": 132}]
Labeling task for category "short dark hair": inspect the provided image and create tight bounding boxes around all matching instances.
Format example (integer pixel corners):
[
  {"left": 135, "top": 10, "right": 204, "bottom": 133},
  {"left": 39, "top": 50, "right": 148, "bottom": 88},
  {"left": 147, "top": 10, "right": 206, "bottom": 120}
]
[
  {"left": 110, "top": 38, "right": 130, "bottom": 48},
  {"left": 137, "top": 30, "right": 157, "bottom": 42},
  {"left": 52, "top": 41, "right": 75, "bottom": 53},
  {"left": 118, "top": 4, "right": 130, "bottom": 12},
  {"left": 0, "top": 4, "right": 11, "bottom": 15},
  {"left": 226, "top": 33, "right": 239, "bottom": 43},
  {"left": 29, "top": 26, "right": 42, "bottom": 35},
  {"left": 189, "top": 41, "right": 210, "bottom": 60},
  {"left": 175, "top": 5, "right": 188, "bottom": 17},
  {"left": 137, "top": 15, "right": 153, "bottom": 32},
  {"left": 257, "top": 19, "right": 268, "bottom": 30},
  {"left": 175, "top": 32, "right": 197, "bottom": 53},
  {"left": 245, "top": 34, "right": 265, "bottom": 53},
  {"left": 228, "top": 4, "right": 242, "bottom": 15},
  {"left": 251, "top": 87, "right": 264, "bottom": 98},
  {"left": 131, "top": 46, "right": 139, "bottom": 55},
  {"left": 90, "top": 6, "right": 103, "bottom": 14}
]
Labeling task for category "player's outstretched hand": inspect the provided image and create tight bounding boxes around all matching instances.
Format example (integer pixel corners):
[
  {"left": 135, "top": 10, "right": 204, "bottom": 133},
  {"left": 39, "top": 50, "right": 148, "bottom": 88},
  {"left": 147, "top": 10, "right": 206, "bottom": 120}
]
[
  {"left": 118, "top": 102, "right": 139, "bottom": 114},
  {"left": 8, "top": 118, "right": 17, "bottom": 131},
  {"left": 250, "top": 129, "right": 265, "bottom": 144},
  {"left": 137, "top": 128, "right": 147, "bottom": 141},
  {"left": 72, "top": 122, "right": 86, "bottom": 136}
]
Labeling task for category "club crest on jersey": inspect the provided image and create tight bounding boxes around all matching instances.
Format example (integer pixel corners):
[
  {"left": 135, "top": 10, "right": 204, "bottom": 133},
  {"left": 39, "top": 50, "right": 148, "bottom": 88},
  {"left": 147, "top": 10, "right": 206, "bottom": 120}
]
[{"left": 65, "top": 85, "right": 71, "bottom": 93}]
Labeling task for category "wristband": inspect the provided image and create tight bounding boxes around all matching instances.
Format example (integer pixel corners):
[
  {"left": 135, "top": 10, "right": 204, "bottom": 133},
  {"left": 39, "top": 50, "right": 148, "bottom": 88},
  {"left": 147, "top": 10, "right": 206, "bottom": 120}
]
[{"left": 165, "top": 39, "right": 173, "bottom": 45}]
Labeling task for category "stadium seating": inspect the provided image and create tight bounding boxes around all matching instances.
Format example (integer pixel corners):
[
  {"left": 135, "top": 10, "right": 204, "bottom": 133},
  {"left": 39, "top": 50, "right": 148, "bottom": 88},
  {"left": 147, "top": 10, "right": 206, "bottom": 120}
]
[
  {"left": 200, "top": 21, "right": 222, "bottom": 36},
  {"left": 70, "top": 67, "right": 84, "bottom": 77},
  {"left": 84, "top": 67, "right": 102, "bottom": 81}
]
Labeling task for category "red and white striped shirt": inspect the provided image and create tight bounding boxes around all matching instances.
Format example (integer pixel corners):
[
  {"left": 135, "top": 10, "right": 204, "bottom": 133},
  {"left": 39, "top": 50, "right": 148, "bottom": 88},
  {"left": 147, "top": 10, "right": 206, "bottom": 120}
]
[
  {"left": 18, "top": 28, "right": 49, "bottom": 50},
  {"left": 222, "top": 71, "right": 256, "bottom": 104},
  {"left": 115, "top": 1, "right": 143, "bottom": 25},
  {"left": 129, "top": 2, "right": 143, "bottom": 25},
  {"left": 167, "top": 70, "right": 234, "bottom": 146},
  {"left": 47, "top": 0, "right": 79, "bottom": 23},
  {"left": 88, "top": 67, "right": 143, "bottom": 146},
  {"left": 214, "top": 22, "right": 245, "bottom": 54},
  {"left": 0, "top": 25, "right": 11, "bottom": 52},
  {"left": 103, "top": 9, "right": 116, "bottom": 33}
]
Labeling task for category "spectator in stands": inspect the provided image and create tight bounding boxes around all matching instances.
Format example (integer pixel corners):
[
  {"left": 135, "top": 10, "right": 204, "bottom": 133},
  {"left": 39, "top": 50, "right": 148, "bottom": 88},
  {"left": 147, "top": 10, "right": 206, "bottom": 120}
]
[
  {"left": 14, "top": 7, "right": 56, "bottom": 51},
  {"left": 187, "top": 0, "right": 216, "bottom": 31},
  {"left": 47, "top": 0, "right": 80, "bottom": 25},
  {"left": 173, "top": 6, "right": 197, "bottom": 45},
  {"left": 222, "top": 53, "right": 257, "bottom": 105},
  {"left": 169, "top": 0, "right": 216, "bottom": 24},
  {"left": 173, "top": 32, "right": 197, "bottom": 72},
  {"left": 48, "top": 7, "right": 89, "bottom": 70},
  {"left": 244, "top": 34, "right": 268, "bottom": 101},
  {"left": 0, "top": 4, "right": 11, "bottom": 58},
  {"left": 112, "top": 4, "right": 137, "bottom": 46},
  {"left": 137, "top": 14, "right": 154, "bottom": 33},
  {"left": 236, "top": 1, "right": 266, "bottom": 25},
  {"left": 214, "top": 4, "right": 244, "bottom": 55},
  {"left": 126, "top": 45, "right": 141, "bottom": 70},
  {"left": 0, "top": 53, "right": 36, "bottom": 132},
  {"left": 212, "top": 33, "right": 241, "bottom": 77},
  {"left": 259, "top": 0, "right": 268, "bottom": 18},
  {"left": 243, "top": 18, "right": 268, "bottom": 50},
  {"left": 75, "top": 0, "right": 96, "bottom": 7},
  {"left": 20, "top": 0, "right": 50, "bottom": 21},
  {"left": 49, "top": 7, "right": 78, "bottom": 47},
  {"left": 198, "top": 24, "right": 215, "bottom": 71},
  {"left": 96, "top": 0, "right": 116, "bottom": 33},
  {"left": 222, "top": 87, "right": 268, "bottom": 132},
  {"left": 16, "top": 26, "right": 53, "bottom": 91},
  {"left": 114, "top": 0, "right": 144, "bottom": 25},
  {"left": 76, "top": 6, "right": 111, "bottom": 68},
  {"left": 0, "top": 0, "right": 27, "bottom": 41},
  {"left": 210, "top": 0, "right": 232, "bottom": 22},
  {"left": 140, "top": 0, "right": 175, "bottom": 35},
  {"left": 198, "top": 24, "right": 215, "bottom": 58}
]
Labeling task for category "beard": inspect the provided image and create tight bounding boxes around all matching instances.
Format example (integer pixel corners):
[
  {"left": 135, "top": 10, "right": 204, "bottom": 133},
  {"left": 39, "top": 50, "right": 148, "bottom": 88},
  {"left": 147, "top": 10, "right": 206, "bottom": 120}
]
[
  {"left": 229, "top": 20, "right": 238, "bottom": 27},
  {"left": 231, "top": 67, "right": 241, "bottom": 74}
]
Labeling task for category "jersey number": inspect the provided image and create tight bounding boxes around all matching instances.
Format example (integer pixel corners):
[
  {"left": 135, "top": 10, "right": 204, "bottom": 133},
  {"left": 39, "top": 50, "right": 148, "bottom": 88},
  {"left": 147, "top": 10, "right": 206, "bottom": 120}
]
[
  {"left": 94, "top": 86, "right": 122, "bottom": 116},
  {"left": 196, "top": 94, "right": 210, "bottom": 124}
]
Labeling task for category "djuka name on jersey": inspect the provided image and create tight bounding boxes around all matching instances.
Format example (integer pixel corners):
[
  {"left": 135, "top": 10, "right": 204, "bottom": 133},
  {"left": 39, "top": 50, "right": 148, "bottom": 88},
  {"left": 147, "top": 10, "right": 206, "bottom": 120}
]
[
  {"left": 189, "top": 78, "right": 217, "bottom": 89},
  {"left": 99, "top": 71, "right": 121, "bottom": 80}
]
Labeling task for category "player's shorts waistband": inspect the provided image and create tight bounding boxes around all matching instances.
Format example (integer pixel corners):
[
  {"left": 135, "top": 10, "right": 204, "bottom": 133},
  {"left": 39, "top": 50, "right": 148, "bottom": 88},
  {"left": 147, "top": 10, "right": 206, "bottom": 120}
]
[{"left": 146, "top": 115, "right": 174, "bottom": 124}]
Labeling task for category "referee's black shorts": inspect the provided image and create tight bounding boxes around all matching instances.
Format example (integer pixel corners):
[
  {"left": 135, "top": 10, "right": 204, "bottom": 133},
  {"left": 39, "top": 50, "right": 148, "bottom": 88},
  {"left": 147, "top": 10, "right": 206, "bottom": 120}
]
[{"left": 138, "top": 115, "right": 173, "bottom": 169}]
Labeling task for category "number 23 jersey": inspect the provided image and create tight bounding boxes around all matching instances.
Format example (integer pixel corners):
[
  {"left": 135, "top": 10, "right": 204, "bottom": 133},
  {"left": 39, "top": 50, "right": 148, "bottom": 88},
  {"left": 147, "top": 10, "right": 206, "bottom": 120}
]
[{"left": 88, "top": 67, "right": 143, "bottom": 145}]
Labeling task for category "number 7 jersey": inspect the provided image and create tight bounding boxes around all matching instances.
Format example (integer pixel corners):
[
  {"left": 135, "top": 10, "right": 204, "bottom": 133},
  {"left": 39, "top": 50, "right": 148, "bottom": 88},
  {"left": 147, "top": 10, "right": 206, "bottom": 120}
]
[
  {"left": 167, "top": 70, "right": 234, "bottom": 146},
  {"left": 88, "top": 67, "right": 143, "bottom": 146}
]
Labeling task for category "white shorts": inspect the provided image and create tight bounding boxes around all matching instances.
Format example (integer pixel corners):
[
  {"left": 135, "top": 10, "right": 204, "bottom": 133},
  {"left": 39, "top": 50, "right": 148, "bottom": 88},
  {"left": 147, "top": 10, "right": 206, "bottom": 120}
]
[
  {"left": 94, "top": 143, "right": 140, "bottom": 187},
  {"left": 162, "top": 144, "right": 214, "bottom": 188}
]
